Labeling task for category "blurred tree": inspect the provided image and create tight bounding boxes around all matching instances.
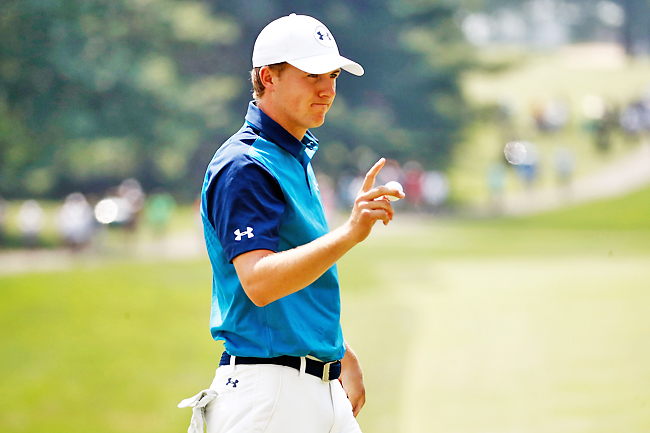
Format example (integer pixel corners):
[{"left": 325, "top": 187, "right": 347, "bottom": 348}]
[{"left": 0, "top": 0, "right": 240, "bottom": 199}]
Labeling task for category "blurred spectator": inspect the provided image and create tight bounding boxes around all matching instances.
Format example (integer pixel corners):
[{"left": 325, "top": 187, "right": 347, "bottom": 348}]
[
  {"left": 422, "top": 171, "right": 450, "bottom": 210},
  {"left": 193, "top": 195, "right": 203, "bottom": 232},
  {"left": 531, "top": 100, "right": 545, "bottom": 131},
  {"left": 93, "top": 177, "right": 147, "bottom": 242},
  {"left": 93, "top": 183, "right": 143, "bottom": 252},
  {"left": 17, "top": 200, "right": 44, "bottom": 247},
  {"left": 542, "top": 99, "right": 570, "bottom": 132},
  {"left": 337, "top": 175, "right": 364, "bottom": 209},
  {"left": 582, "top": 95, "right": 606, "bottom": 124},
  {"left": 487, "top": 162, "right": 507, "bottom": 212},
  {"left": 314, "top": 174, "right": 336, "bottom": 224},
  {"left": 497, "top": 98, "right": 516, "bottom": 143},
  {"left": 376, "top": 159, "right": 403, "bottom": 187},
  {"left": 514, "top": 141, "right": 540, "bottom": 188},
  {"left": 145, "top": 192, "right": 176, "bottom": 236},
  {"left": 553, "top": 147, "right": 576, "bottom": 185},
  {"left": 497, "top": 98, "right": 515, "bottom": 125},
  {"left": 56, "top": 192, "right": 95, "bottom": 250},
  {"left": 553, "top": 147, "right": 576, "bottom": 200},
  {"left": 533, "top": 99, "right": 569, "bottom": 132},
  {"left": 403, "top": 161, "right": 425, "bottom": 209},
  {"left": 119, "top": 178, "right": 146, "bottom": 210},
  {"left": 94, "top": 196, "right": 132, "bottom": 225},
  {"left": 117, "top": 179, "right": 145, "bottom": 231},
  {"left": 620, "top": 98, "right": 650, "bottom": 135},
  {"left": 580, "top": 94, "right": 618, "bottom": 153},
  {"left": 118, "top": 178, "right": 146, "bottom": 232},
  {"left": 594, "top": 106, "right": 618, "bottom": 153}
]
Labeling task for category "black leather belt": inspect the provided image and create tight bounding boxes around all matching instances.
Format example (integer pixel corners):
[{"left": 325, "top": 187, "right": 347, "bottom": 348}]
[{"left": 219, "top": 352, "right": 341, "bottom": 381}]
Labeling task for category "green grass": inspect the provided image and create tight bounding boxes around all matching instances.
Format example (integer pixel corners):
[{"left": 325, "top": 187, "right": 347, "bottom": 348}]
[
  {"left": 0, "top": 260, "right": 219, "bottom": 433},
  {"left": 509, "top": 185, "right": 650, "bottom": 230},
  {"left": 2, "top": 196, "right": 650, "bottom": 432}
]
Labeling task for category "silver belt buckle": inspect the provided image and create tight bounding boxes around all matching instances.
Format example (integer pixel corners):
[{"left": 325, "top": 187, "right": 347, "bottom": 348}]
[{"left": 321, "top": 361, "right": 334, "bottom": 382}]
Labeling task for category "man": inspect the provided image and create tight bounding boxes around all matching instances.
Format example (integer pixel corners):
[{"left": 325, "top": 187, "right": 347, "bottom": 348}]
[{"left": 179, "top": 13, "right": 403, "bottom": 433}]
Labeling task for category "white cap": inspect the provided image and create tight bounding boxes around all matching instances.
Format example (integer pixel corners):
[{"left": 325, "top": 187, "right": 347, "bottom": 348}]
[{"left": 252, "top": 14, "right": 364, "bottom": 76}]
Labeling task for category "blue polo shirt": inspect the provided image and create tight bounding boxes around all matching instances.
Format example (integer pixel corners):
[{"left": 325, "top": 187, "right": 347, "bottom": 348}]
[{"left": 200, "top": 101, "right": 345, "bottom": 362}]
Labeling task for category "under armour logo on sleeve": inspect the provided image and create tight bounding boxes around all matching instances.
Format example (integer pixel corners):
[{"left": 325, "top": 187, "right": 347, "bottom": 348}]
[{"left": 234, "top": 227, "right": 254, "bottom": 241}]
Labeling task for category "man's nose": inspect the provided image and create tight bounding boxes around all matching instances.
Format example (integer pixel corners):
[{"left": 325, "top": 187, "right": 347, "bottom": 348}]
[{"left": 319, "top": 78, "right": 336, "bottom": 98}]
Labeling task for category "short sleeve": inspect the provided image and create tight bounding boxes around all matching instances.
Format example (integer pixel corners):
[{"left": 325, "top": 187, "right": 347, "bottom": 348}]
[{"left": 205, "top": 155, "right": 285, "bottom": 262}]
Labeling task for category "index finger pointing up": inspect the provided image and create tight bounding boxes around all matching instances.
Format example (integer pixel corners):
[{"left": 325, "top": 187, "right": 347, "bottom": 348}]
[{"left": 361, "top": 158, "right": 386, "bottom": 193}]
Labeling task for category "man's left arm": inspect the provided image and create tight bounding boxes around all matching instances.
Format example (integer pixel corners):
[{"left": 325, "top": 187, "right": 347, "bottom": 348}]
[{"left": 340, "top": 341, "right": 366, "bottom": 417}]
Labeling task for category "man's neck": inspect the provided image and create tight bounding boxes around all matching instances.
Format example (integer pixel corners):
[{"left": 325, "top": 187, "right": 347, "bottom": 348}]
[{"left": 256, "top": 99, "right": 306, "bottom": 141}]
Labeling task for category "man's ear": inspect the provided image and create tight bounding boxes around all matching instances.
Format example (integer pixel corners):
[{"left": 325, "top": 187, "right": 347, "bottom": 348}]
[{"left": 259, "top": 66, "right": 275, "bottom": 92}]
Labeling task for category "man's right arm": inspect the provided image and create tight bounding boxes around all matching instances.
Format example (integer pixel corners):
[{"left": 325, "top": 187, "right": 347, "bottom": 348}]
[{"left": 233, "top": 158, "right": 404, "bottom": 307}]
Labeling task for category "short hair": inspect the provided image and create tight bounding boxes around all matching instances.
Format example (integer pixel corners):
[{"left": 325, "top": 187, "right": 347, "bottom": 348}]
[{"left": 250, "top": 62, "right": 288, "bottom": 100}]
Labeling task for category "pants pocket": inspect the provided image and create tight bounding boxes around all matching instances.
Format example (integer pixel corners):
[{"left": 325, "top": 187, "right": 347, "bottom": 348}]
[{"left": 204, "top": 365, "right": 282, "bottom": 433}]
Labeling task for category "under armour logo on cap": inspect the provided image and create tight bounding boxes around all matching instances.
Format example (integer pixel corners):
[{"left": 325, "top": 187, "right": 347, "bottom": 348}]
[
  {"left": 234, "top": 227, "right": 254, "bottom": 241},
  {"left": 316, "top": 30, "right": 330, "bottom": 41},
  {"left": 314, "top": 26, "right": 335, "bottom": 47}
]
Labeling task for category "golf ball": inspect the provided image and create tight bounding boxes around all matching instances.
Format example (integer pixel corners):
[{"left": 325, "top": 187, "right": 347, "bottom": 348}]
[
  {"left": 384, "top": 181, "right": 403, "bottom": 201},
  {"left": 504, "top": 141, "right": 527, "bottom": 165}
]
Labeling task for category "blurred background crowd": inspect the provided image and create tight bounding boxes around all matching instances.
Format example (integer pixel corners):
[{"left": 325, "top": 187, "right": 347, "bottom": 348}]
[{"left": 0, "top": 179, "right": 176, "bottom": 250}]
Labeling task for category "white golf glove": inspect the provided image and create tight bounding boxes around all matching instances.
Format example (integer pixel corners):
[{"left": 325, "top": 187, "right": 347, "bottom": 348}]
[{"left": 178, "top": 389, "right": 218, "bottom": 433}]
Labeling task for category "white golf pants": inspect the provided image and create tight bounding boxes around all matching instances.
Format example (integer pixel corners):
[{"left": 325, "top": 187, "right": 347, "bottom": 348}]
[{"left": 179, "top": 361, "right": 363, "bottom": 433}]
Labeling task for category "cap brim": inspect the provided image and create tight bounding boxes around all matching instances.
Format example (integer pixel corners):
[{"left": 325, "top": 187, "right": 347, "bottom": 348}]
[{"left": 288, "top": 53, "right": 364, "bottom": 76}]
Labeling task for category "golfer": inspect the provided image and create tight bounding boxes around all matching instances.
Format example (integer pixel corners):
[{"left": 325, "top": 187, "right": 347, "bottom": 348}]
[{"left": 179, "top": 13, "right": 403, "bottom": 433}]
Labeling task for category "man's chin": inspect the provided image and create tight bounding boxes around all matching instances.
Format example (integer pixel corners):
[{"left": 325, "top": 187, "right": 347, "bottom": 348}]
[{"left": 309, "top": 115, "right": 327, "bottom": 129}]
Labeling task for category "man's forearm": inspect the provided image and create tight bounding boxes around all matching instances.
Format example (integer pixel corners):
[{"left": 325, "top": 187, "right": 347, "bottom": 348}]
[{"left": 233, "top": 223, "right": 358, "bottom": 307}]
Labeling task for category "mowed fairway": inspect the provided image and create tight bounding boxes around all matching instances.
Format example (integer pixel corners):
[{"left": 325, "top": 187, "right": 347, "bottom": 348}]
[
  {"left": 340, "top": 219, "right": 650, "bottom": 433},
  {"left": 2, "top": 214, "right": 650, "bottom": 432}
]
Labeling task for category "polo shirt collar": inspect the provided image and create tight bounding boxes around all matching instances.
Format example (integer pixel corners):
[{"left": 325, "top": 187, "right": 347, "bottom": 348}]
[{"left": 245, "top": 101, "right": 319, "bottom": 162}]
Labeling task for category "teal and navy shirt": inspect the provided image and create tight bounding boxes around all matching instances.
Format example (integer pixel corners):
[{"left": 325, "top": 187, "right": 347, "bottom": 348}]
[{"left": 200, "top": 101, "right": 345, "bottom": 362}]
